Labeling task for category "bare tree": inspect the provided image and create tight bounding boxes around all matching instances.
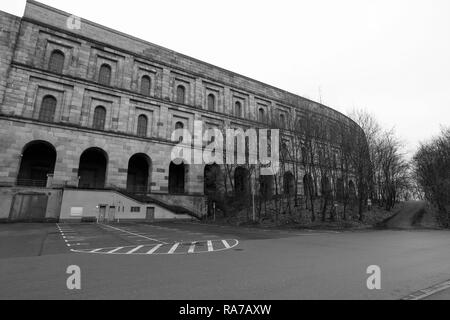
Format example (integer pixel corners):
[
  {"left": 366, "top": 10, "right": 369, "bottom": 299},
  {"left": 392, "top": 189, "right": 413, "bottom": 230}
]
[{"left": 413, "top": 127, "right": 450, "bottom": 227}]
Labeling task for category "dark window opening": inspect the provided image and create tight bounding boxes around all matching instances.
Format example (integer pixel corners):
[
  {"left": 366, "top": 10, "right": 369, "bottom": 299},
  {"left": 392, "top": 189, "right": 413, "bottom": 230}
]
[
  {"left": 140, "top": 76, "right": 151, "bottom": 96},
  {"left": 176, "top": 85, "right": 186, "bottom": 104},
  {"left": 207, "top": 94, "right": 216, "bottom": 111},
  {"left": 283, "top": 172, "right": 295, "bottom": 195},
  {"left": 127, "top": 154, "right": 151, "bottom": 194},
  {"left": 48, "top": 50, "right": 65, "bottom": 74},
  {"left": 137, "top": 115, "right": 148, "bottom": 137},
  {"left": 93, "top": 106, "right": 106, "bottom": 130},
  {"left": 98, "top": 64, "right": 112, "bottom": 86},
  {"left": 169, "top": 162, "right": 186, "bottom": 194},
  {"left": 39, "top": 95, "right": 57, "bottom": 122}
]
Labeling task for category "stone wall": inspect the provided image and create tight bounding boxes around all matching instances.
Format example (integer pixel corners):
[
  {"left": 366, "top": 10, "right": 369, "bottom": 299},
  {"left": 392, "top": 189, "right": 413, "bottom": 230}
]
[
  {"left": 0, "top": 11, "right": 21, "bottom": 105},
  {"left": 0, "top": 117, "right": 206, "bottom": 194},
  {"left": 0, "top": 1, "right": 363, "bottom": 221}
]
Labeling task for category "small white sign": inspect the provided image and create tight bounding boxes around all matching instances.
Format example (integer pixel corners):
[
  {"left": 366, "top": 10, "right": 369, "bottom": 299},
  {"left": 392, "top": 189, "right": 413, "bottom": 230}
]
[{"left": 70, "top": 207, "right": 83, "bottom": 217}]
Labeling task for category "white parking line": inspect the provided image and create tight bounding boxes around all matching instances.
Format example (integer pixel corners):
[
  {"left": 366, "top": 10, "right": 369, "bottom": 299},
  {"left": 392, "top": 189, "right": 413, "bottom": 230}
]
[
  {"left": 126, "top": 246, "right": 144, "bottom": 254},
  {"left": 168, "top": 243, "right": 180, "bottom": 254},
  {"left": 107, "top": 247, "right": 124, "bottom": 254},
  {"left": 100, "top": 224, "right": 168, "bottom": 244},
  {"left": 402, "top": 280, "right": 450, "bottom": 300},
  {"left": 188, "top": 242, "right": 196, "bottom": 253},
  {"left": 222, "top": 240, "right": 231, "bottom": 249},
  {"left": 147, "top": 244, "right": 163, "bottom": 254}
]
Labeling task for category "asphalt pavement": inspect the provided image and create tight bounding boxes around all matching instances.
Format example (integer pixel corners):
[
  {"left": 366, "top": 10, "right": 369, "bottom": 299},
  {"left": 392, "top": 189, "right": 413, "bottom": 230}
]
[{"left": 1, "top": 221, "right": 449, "bottom": 300}]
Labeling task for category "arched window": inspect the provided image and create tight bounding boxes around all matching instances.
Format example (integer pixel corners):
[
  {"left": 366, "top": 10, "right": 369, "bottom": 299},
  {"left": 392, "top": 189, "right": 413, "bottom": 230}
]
[
  {"left": 301, "top": 147, "right": 307, "bottom": 163},
  {"left": 281, "top": 142, "right": 289, "bottom": 160},
  {"left": 175, "top": 121, "right": 184, "bottom": 130},
  {"left": 207, "top": 94, "right": 215, "bottom": 111},
  {"left": 48, "top": 50, "right": 65, "bottom": 74},
  {"left": 235, "top": 101, "right": 242, "bottom": 117},
  {"left": 258, "top": 108, "right": 265, "bottom": 123},
  {"left": 175, "top": 122, "right": 184, "bottom": 142},
  {"left": 137, "top": 115, "right": 148, "bottom": 137},
  {"left": 39, "top": 95, "right": 57, "bottom": 122},
  {"left": 176, "top": 85, "right": 186, "bottom": 104},
  {"left": 98, "top": 64, "right": 112, "bottom": 86},
  {"left": 279, "top": 113, "right": 286, "bottom": 128},
  {"left": 140, "top": 75, "right": 151, "bottom": 96},
  {"left": 93, "top": 106, "right": 106, "bottom": 130}
]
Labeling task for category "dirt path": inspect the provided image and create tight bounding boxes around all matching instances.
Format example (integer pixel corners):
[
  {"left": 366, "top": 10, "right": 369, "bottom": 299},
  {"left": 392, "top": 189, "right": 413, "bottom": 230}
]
[{"left": 383, "top": 201, "right": 431, "bottom": 229}]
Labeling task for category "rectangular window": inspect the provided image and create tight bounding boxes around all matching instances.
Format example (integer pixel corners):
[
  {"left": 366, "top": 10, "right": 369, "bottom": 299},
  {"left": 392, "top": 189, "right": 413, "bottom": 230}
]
[{"left": 131, "top": 207, "right": 141, "bottom": 213}]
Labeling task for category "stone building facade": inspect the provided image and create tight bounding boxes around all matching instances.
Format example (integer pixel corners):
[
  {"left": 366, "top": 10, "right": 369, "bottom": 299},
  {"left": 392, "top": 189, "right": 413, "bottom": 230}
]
[{"left": 0, "top": 1, "right": 360, "bottom": 221}]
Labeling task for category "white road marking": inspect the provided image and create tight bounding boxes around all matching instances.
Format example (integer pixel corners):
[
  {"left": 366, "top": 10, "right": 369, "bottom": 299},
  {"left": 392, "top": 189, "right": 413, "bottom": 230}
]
[
  {"left": 107, "top": 247, "right": 124, "bottom": 254},
  {"left": 402, "top": 280, "right": 450, "bottom": 300},
  {"left": 126, "top": 246, "right": 144, "bottom": 254},
  {"left": 188, "top": 242, "right": 196, "bottom": 253},
  {"left": 147, "top": 244, "right": 163, "bottom": 254},
  {"left": 71, "top": 239, "right": 239, "bottom": 255},
  {"left": 222, "top": 240, "right": 231, "bottom": 249},
  {"left": 168, "top": 243, "right": 180, "bottom": 254},
  {"left": 100, "top": 224, "right": 168, "bottom": 244}
]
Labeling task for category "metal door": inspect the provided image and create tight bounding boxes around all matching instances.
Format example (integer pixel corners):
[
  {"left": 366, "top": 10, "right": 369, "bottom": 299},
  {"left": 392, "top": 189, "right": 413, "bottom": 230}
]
[
  {"left": 146, "top": 207, "right": 155, "bottom": 221},
  {"left": 9, "top": 193, "right": 48, "bottom": 222}
]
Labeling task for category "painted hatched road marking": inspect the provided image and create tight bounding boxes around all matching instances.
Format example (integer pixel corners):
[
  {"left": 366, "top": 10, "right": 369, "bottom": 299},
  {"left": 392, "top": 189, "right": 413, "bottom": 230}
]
[
  {"left": 402, "top": 280, "right": 450, "bottom": 300},
  {"left": 188, "top": 242, "right": 196, "bottom": 253},
  {"left": 222, "top": 240, "right": 231, "bottom": 249},
  {"left": 126, "top": 245, "right": 144, "bottom": 254},
  {"left": 71, "top": 239, "right": 239, "bottom": 255},
  {"left": 147, "top": 244, "right": 163, "bottom": 254},
  {"left": 107, "top": 247, "right": 124, "bottom": 254},
  {"left": 168, "top": 243, "right": 180, "bottom": 254},
  {"left": 57, "top": 223, "right": 90, "bottom": 250},
  {"left": 100, "top": 224, "right": 168, "bottom": 244}
]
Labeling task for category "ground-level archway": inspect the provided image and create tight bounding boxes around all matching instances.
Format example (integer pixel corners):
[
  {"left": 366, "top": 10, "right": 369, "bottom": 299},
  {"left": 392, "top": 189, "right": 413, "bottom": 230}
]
[
  {"left": 303, "top": 174, "right": 314, "bottom": 198},
  {"left": 127, "top": 153, "right": 151, "bottom": 194},
  {"left": 349, "top": 180, "right": 356, "bottom": 199},
  {"left": 283, "top": 171, "right": 295, "bottom": 195},
  {"left": 17, "top": 140, "right": 57, "bottom": 187},
  {"left": 336, "top": 178, "right": 345, "bottom": 201},
  {"left": 260, "top": 175, "right": 274, "bottom": 198},
  {"left": 234, "top": 167, "right": 250, "bottom": 196},
  {"left": 169, "top": 161, "right": 186, "bottom": 194},
  {"left": 321, "top": 176, "right": 332, "bottom": 197},
  {"left": 78, "top": 147, "right": 108, "bottom": 189},
  {"left": 204, "top": 164, "right": 222, "bottom": 196}
]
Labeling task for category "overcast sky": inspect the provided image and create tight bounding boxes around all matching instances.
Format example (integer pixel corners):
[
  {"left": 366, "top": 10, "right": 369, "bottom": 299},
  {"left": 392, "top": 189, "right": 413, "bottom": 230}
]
[{"left": 2, "top": 0, "right": 449, "bottom": 156}]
